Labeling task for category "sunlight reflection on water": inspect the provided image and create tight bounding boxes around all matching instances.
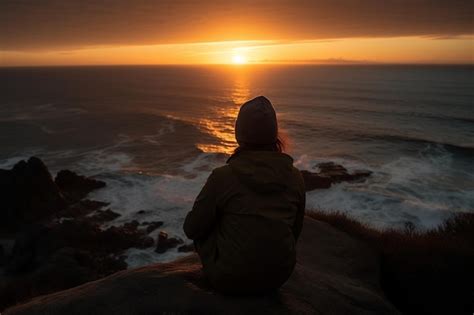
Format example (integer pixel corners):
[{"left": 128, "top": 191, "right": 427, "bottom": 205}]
[{"left": 197, "top": 70, "right": 250, "bottom": 154}]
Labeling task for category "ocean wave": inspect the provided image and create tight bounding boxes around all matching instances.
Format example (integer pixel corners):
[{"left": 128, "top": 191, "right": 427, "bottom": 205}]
[
  {"left": 363, "top": 134, "right": 474, "bottom": 155},
  {"left": 304, "top": 145, "right": 474, "bottom": 231}
]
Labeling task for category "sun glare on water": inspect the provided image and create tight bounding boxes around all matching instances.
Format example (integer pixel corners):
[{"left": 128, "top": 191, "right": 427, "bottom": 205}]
[{"left": 232, "top": 54, "right": 247, "bottom": 65}]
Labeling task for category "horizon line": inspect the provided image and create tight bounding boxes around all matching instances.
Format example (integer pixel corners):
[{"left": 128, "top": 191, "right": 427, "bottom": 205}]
[{"left": 1, "top": 62, "right": 473, "bottom": 68}]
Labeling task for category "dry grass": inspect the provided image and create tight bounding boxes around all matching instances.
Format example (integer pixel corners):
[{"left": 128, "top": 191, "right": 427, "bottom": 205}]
[{"left": 306, "top": 210, "right": 474, "bottom": 315}]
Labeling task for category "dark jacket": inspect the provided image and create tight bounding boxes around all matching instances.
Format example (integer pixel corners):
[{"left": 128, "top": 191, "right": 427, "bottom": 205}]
[{"left": 183, "top": 150, "right": 306, "bottom": 293}]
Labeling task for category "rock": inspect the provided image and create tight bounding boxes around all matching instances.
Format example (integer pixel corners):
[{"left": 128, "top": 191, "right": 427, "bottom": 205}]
[
  {"left": 6, "top": 224, "right": 50, "bottom": 274},
  {"left": 300, "top": 170, "right": 332, "bottom": 190},
  {"left": 0, "top": 218, "right": 154, "bottom": 310},
  {"left": 55, "top": 170, "right": 105, "bottom": 202},
  {"left": 59, "top": 200, "right": 109, "bottom": 219},
  {"left": 4, "top": 218, "right": 399, "bottom": 315},
  {"left": 177, "top": 243, "right": 195, "bottom": 253},
  {"left": 136, "top": 210, "right": 148, "bottom": 215},
  {"left": 317, "top": 161, "right": 372, "bottom": 183},
  {"left": 0, "top": 246, "right": 127, "bottom": 311},
  {"left": 142, "top": 221, "right": 164, "bottom": 234},
  {"left": 0, "top": 244, "right": 4, "bottom": 266},
  {"left": 301, "top": 162, "right": 372, "bottom": 191},
  {"left": 0, "top": 157, "right": 67, "bottom": 232},
  {"left": 155, "top": 231, "right": 183, "bottom": 254},
  {"left": 89, "top": 209, "right": 120, "bottom": 223},
  {"left": 6, "top": 219, "right": 152, "bottom": 274},
  {"left": 99, "top": 221, "right": 154, "bottom": 252}
]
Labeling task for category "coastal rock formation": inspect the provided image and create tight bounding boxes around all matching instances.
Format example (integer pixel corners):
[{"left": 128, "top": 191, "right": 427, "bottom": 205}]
[
  {"left": 4, "top": 218, "right": 399, "bottom": 314},
  {"left": 302, "top": 162, "right": 372, "bottom": 191},
  {"left": 0, "top": 157, "right": 67, "bottom": 232},
  {"left": 142, "top": 221, "right": 164, "bottom": 233},
  {"left": 55, "top": 169, "right": 106, "bottom": 202},
  {"left": 0, "top": 217, "right": 156, "bottom": 309},
  {"left": 155, "top": 231, "right": 184, "bottom": 253},
  {"left": 177, "top": 243, "right": 195, "bottom": 253},
  {"left": 0, "top": 157, "right": 153, "bottom": 311}
]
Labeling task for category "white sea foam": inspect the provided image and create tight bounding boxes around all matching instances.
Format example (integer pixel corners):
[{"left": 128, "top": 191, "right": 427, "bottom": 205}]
[
  {"left": 87, "top": 152, "right": 223, "bottom": 267},
  {"left": 305, "top": 147, "right": 474, "bottom": 230}
]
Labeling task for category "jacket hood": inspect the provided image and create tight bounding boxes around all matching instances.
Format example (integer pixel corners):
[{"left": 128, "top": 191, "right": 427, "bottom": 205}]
[{"left": 228, "top": 151, "right": 294, "bottom": 193}]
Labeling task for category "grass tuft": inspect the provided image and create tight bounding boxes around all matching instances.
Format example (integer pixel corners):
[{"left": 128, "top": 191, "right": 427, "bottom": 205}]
[{"left": 306, "top": 210, "right": 474, "bottom": 315}]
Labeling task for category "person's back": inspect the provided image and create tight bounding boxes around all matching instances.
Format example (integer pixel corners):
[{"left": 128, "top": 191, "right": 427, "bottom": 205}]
[{"left": 183, "top": 96, "right": 305, "bottom": 294}]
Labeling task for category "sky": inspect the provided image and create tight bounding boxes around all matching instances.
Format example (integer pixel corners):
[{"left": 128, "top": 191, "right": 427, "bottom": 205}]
[{"left": 1, "top": 0, "right": 473, "bottom": 66}]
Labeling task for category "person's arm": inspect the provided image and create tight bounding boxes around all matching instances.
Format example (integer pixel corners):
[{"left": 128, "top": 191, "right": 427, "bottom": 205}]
[
  {"left": 292, "top": 192, "right": 306, "bottom": 241},
  {"left": 292, "top": 170, "right": 306, "bottom": 241},
  {"left": 183, "top": 170, "right": 219, "bottom": 240}
]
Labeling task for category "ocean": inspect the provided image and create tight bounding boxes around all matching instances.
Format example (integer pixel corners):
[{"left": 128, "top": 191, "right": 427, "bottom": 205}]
[{"left": 1, "top": 65, "right": 473, "bottom": 266}]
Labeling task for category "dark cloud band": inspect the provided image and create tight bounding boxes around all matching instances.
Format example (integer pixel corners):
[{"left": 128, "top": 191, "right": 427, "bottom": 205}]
[{"left": 1, "top": 0, "right": 472, "bottom": 50}]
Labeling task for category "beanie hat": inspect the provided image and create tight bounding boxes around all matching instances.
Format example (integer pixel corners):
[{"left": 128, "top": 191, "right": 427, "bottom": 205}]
[{"left": 235, "top": 96, "right": 278, "bottom": 145}]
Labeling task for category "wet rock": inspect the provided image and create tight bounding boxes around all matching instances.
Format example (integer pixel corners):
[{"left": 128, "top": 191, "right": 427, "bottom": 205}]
[
  {"left": 317, "top": 162, "right": 372, "bottom": 183},
  {"left": 89, "top": 209, "right": 120, "bottom": 223},
  {"left": 100, "top": 221, "right": 154, "bottom": 251},
  {"left": 0, "top": 157, "right": 67, "bottom": 232},
  {"left": 0, "top": 246, "right": 127, "bottom": 311},
  {"left": 300, "top": 170, "right": 332, "bottom": 190},
  {"left": 177, "top": 243, "right": 195, "bottom": 253},
  {"left": 55, "top": 170, "right": 106, "bottom": 202},
  {"left": 7, "top": 220, "right": 152, "bottom": 274},
  {"left": 3, "top": 218, "right": 399, "bottom": 315},
  {"left": 59, "top": 199, "right": 109, "bottom": 219},
  {"left": 155, "top": 231, "right": 183, "bottom": 254},
  {"left": 142, "top": 221, "right": 164, "bottom": 234},
  {"left": 301, "top": 162, "right": 372, "bottom": 192},
  {"left": 0, "top": 244, "right": 4, "bottom": 266}
]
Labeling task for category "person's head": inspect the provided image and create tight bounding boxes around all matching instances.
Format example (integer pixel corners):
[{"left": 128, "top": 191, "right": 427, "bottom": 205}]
[{"left": 234, "top": 96, "right": 285, "bottom": 154}]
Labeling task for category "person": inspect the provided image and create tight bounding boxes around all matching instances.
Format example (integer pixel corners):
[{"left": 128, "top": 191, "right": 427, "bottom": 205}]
[{"left": 183, "top": 96, "right": 306, "bottom": 294}]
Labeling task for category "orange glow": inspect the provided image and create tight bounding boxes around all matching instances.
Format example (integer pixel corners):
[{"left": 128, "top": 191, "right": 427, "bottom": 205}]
[
  {"left": 232, "top": 54, "right": 247, "bottom": 65},
  {"left": 196, "top": 69, "right": 250, "bottom": 154},
  {"left": 1, "top": 36, "right": 472, "bottom": 66}
]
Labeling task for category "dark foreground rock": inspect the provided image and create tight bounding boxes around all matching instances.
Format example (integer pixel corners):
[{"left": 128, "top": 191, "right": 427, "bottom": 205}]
[
  {"left": 0, "top": 157, "right": 67, "bottom": 232},
  {"left": 55, "top": 169, "right": 106, "bottom": 202},
  {"left": 0, "top": 157, "right": 162, "bottom": 311},
  {"left": 302, "top": 162, "right": 372, "bottom": 191},
  {"left": 4, "top": 218, "right": 399, "bottom": 315},
  {"left": 178, "top": 243, "right": 195, "bottom": 253},
  {"left": 0, "top": 157, "right": 107, "bottom": 233},
  {"left": 0, "top": 218, "right": 156, "bottom": 309},
  {"left": 155, "top": 231, "right": 184, "bottom": 253}
]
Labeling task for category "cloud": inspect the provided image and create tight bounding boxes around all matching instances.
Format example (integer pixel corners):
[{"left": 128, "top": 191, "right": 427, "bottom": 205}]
[{"left": 1, "top": 0, "right": 472, "bottom": 50}]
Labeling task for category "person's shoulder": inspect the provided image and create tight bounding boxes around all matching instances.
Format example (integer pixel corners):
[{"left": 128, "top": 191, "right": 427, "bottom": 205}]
[
  {"left": 291, "top": 165, "right": 306, "bottom": 191},
  {"left": 208, "top": 164, "right": 232, "bottom": 180}
]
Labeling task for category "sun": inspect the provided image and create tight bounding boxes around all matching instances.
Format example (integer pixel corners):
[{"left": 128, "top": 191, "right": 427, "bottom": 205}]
[{"left": 232, "top": 54, "right": 247, "bottom": 65}]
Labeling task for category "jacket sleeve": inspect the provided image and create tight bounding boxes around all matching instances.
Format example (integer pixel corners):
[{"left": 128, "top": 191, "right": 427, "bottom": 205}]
[
  {"left": 292, "top": 172, "right": 306, "bottom": 241},
  {"left": 183, "top": 170, "right": 219, "bottom": 240}
]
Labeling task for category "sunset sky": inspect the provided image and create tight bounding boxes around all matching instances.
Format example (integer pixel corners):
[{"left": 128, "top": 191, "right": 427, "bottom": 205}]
[{"left": 1, "top": 0, "right": 473, "bottom": 66}]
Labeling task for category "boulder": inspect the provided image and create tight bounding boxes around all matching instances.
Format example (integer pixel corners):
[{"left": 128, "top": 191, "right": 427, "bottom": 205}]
[
  {"left": 55, "top": 170, "right": 105, "bottom": 202},
  {"left": 300, "top": 170, "right": 332, "bottom": 190},
  {"left": 142, "top": 221, "right": 164, "bottom": 234},
  {"left": 58, "top": 200, "right": 109, "bottom": 219},
  {"left": 0, "top": 244, "right": 4, "bottom": 266},
  {"left": 89, "top": 209, "right": 121, "bottom": 223},
  {"left": 0, "top": 246, "right": 127, "bottom": 311},
  {"left": 177, "top": 243, "right": 195, "bottom": 253},
  {"left": 317, "top": 162, "right": 372, "bottom": 183},
  {"left": 155, "top": 231, "right": 184, "bottom": 253},
  {"left": 4, "top": 218, "right": 399, "bottom": 314},
  {"left": 0, "top": 218, "right": 156, "bottom": 310},
  {"left": 0, "top": 157, "right": 67, "bottom": 232},
  {"left": 301, "top": 162, "right": 372, "bottom": 191}
]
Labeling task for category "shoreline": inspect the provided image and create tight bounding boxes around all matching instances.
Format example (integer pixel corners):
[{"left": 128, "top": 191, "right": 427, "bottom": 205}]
[{"left": 1, "top": 157, "right": 472, "bottom": 313}]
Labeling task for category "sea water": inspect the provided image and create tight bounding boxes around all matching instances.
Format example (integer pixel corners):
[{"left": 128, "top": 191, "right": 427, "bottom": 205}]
[{"left": 1, "top": 65, "right": 473, "bottom": 266}]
